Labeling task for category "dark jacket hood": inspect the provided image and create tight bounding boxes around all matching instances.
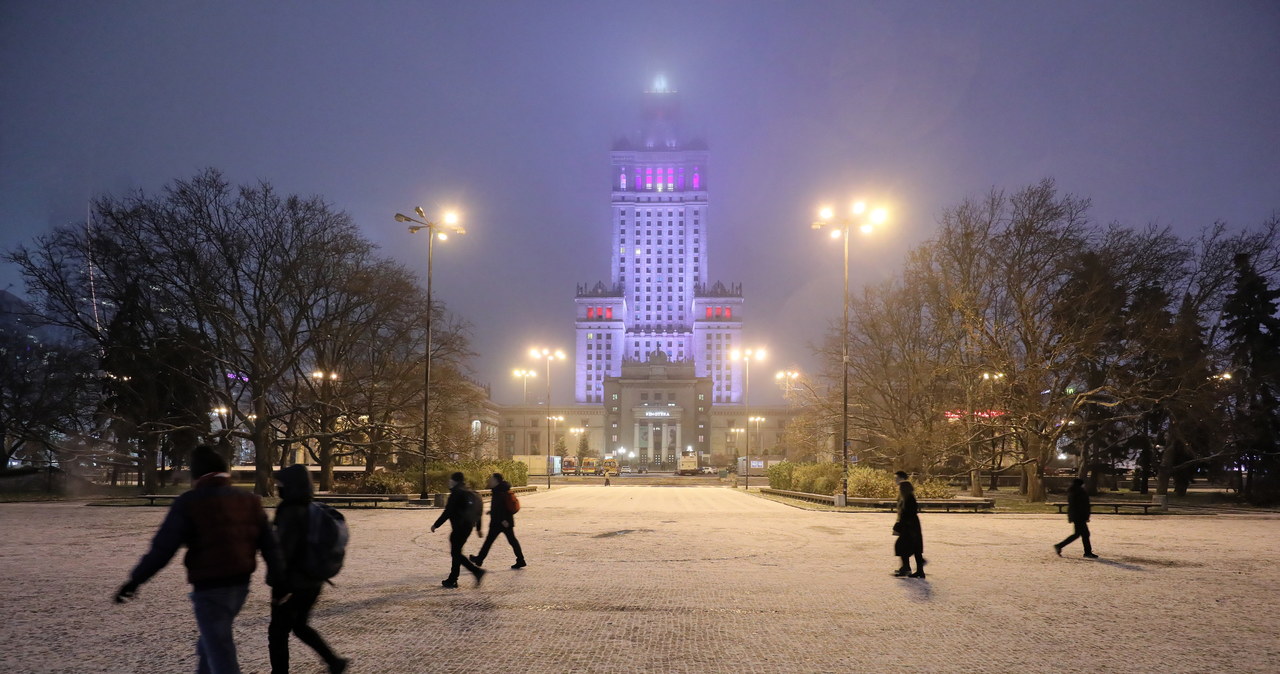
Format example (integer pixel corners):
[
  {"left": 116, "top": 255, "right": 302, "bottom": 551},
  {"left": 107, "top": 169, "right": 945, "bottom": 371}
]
[{"left": 275, "top": 464, "right": 313, "bottom": 503}]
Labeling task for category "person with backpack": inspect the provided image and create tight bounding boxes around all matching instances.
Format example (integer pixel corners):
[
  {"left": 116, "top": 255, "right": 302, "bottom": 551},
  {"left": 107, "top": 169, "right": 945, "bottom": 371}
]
[
  {"left": 269, "top": 465, "right": 349, "bottom": 674},
  {"left": 469, "top": 472, "right": 527, "bottom": 570},
  {"left": 430, "top": 471, "right": 486, "bottom": 588},
  {"left": 114, "top": 445, "right": 284, "bottom": 674}
]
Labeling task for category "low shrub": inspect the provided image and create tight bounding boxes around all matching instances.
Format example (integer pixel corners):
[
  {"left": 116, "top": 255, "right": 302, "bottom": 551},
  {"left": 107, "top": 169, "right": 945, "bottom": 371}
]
[
  {"left": 766, "top": 463, "right": 957, "bottom": 499},
  {"left": 767, "top": 461, "right": 796, "bottom": 490}
]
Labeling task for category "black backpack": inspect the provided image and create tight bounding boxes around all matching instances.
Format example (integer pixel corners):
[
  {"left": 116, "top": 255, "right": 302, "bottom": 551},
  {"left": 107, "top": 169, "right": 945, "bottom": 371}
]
[
  {"left": 303, "top": 502, "right": 349, "bottom": 580},
  {"left": 462, "top": 488, "right": 483, "bottom": 528}
]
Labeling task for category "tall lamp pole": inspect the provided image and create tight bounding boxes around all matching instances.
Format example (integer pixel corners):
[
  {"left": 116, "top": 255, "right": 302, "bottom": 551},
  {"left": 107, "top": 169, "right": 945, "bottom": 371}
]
[
  {"left": 531, "top": 347, "right": 565, "bottom": 489},
  {"left": 731, "top": 347, "right": 766, "bottom": 489},
  {"left": 395, "top": 208, "right": 466, "bottom": 499},
  {"left": 813, "top": 202, "right": 887, "bottom": 502},
  {"left": 513, "top": 368, "right": 537, "bottom": 404}
]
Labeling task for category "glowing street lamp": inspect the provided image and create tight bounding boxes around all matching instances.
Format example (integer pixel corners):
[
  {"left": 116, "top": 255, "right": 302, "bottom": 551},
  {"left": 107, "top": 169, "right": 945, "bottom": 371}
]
[
  {"left": 546, "top": 415, "right": 564, "bottom": 489},
  {"left": 513, "top": 368, "right": 537, "bottom": 404},
  {"left": 731, "top": 347, "right": 766, "bottom": 489},
  {"left": 394, "top": 207, "right": 466, "bottom": 499},
  {"left": 749, "top": 416, "right": 766, "bottom": 454},
  {"left": 531, "top": 347, "right": 566, "bottom": 488},
  {"left": 812, "top": 199, "right": 889, "bottom": 503}
]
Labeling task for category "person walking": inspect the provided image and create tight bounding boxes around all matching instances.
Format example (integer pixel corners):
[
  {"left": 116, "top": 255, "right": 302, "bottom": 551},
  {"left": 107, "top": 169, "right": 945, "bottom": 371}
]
[
  {"left": 114, "top": 445, "right": 284, "bottom": 674},
  {"left": 469, "top": 472, "right": 527, "bottom": 570},
  {"left": 892, "top": 470, "right": 927, "bottom": 579},
  {"left": 1055, "top": 478, "right": 1098, "bottom": 558},
  {"left": 431, "top": 471, "right": 486, "bottom": 588},
  {"left": 268, "top": 465, "right": 349, "bottom": 674}
]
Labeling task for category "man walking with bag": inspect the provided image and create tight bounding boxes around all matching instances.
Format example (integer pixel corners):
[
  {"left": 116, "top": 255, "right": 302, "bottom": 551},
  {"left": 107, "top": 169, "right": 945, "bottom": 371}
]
[
  {"left": 269, "top": 465, "right": 349, "bottom": 674},
  {"left": 431, "top": 471, "right": 486, "bottom": 588},
  {"left": 114, "top": 445, "right": 283, "bottom": 674},
  {"left": 470, "top": 472, "right": 527, "bottom": 570}
]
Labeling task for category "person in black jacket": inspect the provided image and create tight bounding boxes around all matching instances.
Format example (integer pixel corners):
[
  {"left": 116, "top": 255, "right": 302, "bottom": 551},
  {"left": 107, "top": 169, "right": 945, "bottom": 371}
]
[
  {"left": 892, "top": 470, "right": 927, "bottom": 579},
  {"left": 269, "top": 465, "right": 348, "bottom": 674},
  {"left": 115, "top": 445, "right": 283, "bottom": 674},
  {"left": 1054, "top": 478, "right": 1098, "bottom": 558},
  {"left": 431, "top": 471, "right": 486, "bottom": 588},
  {"left": 469, "top": 472, "right": 527, "bottom": 570}
]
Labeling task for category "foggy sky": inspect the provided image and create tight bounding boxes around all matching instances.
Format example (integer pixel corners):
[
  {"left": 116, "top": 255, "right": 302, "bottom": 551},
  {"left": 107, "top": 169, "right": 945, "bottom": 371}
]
[{"left": 2, "top": 0, "right": 1278, "bottom": 405}]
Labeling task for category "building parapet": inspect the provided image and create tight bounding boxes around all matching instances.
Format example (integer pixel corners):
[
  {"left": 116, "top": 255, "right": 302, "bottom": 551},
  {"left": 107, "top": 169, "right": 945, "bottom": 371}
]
[
  {"left": 695, "top": 281, "right": 743, "bottom": 298},
  {"left": 576, "top": 281, "right": 624, "bottom": 298}
]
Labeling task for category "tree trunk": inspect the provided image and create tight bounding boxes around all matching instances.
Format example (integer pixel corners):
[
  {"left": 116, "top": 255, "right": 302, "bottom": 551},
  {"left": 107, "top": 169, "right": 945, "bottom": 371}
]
[
  {"left": 139, "top": 433, "right": 160, "bottom": 494},
  {"left": 251, "top": 397, "right": 274, "bottom": 496},
  {"left": 1024, "top": 461, "right": 1046, "bottom": 502},
  {"left": 318, "top": 430, "right": 335, "bottom": 493},
  {"left": 969, "top": 468, "right": 983, "bottom": 497}
]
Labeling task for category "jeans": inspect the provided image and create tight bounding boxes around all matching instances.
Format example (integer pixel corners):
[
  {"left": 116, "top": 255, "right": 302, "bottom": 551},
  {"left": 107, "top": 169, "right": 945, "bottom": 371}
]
[
  {"left": 1058, "top": 521, "right": 1093, "bottom": 554},
  {"left": 269, "top": 586, "right": 339, "bottom": 673},
  {"left": 475, "top": 519, "right": 524, "bottom": 564},
  {"left": 190, "top": 584, "right": 249, "bottom": 674}
]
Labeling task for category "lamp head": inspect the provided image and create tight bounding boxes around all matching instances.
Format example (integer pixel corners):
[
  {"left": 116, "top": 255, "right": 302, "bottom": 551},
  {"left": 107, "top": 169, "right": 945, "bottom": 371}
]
[{"left": 415, "top": 206, "right": 426, "bottom": 218}]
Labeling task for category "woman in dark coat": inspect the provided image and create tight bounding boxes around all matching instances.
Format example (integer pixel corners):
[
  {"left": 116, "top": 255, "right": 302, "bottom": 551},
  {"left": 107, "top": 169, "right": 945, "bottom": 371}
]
[
  {"left": 893, "top": 471, "right": 926, "bottom": 578},
  {"left": 269, "top": 465, "right": 348, "bottom": 673}
]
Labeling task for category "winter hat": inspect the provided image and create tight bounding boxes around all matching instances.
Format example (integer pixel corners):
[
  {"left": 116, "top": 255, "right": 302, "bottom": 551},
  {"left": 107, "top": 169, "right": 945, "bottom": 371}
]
[{"left": 190, "top": 445, "right": 229, "bottom": 478}]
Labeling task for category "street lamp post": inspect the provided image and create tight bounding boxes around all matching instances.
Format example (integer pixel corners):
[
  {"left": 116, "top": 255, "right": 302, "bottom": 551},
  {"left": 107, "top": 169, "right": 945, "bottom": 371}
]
[
  {"left": 749, "top": 416, "right": 766, "bottom": 459},
  {"left": 731, "top": 347, "right": 766, "bottom": 490},
  {"left": 513, "top": 368, "right": 537, "bottom": 404},
  {"left": 813, "top": 201, "right": 887, "bottom": 504},
  {"left": 531, "top": 347, "right": 566, "bottom": 490},
  {"left": 395, "top": 207, "right": 466, "bottom": 500},
  {"left": 546, "top": 415, "right": 564, "bottom": 489}
]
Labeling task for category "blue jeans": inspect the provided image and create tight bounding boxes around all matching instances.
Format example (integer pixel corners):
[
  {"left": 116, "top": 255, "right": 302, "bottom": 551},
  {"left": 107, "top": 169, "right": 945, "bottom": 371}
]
[{"left": 190, "top": 584, "right": 250, "bottom": 674}]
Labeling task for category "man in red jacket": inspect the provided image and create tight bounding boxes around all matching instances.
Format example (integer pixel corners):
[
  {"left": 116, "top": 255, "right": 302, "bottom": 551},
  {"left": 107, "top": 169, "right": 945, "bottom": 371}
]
[{"left": 115, "top": 446, "right": 283, "bottom": 674}]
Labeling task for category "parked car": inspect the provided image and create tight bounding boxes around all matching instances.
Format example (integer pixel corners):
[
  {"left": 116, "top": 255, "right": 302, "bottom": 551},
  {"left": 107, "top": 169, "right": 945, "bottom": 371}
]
[
  {"left": 700, "top": 466, "right": 717, "bottom": 475},
  {"left": 620, "top": 465, "right": 633, "bottom": 474}
]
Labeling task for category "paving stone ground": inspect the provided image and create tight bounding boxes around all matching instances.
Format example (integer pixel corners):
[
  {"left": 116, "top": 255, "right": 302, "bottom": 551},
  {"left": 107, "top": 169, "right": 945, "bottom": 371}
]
[{"left": 3, "top": 486, "right": 1279, "bottom": 673}]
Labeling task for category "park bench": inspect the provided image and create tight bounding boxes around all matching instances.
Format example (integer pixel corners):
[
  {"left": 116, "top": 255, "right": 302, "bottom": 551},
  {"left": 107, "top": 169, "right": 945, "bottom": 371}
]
[
  {"left": 313, "top": 495, "right": 391, "bottom": 508},
  {"left": 134, "top": 494, "right": 178, "bottom": 506},
  {"left": 1050, "top": 501, "right": 1160, "bottom": 515},
  {"left": 863, "top": 499, "right": 994, "bottom": 512},
  {"left": 759, "top": 487, "right": 837, "bottom": 504}
]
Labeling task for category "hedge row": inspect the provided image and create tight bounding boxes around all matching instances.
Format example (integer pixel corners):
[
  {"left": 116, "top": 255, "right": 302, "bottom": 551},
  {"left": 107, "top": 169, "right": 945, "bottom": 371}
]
[
  {"left": 334, "top": 460, "right": 529, "bottom": 494},
  {"left": 767, "top": 462, "right": 956, "bottom": 499}
]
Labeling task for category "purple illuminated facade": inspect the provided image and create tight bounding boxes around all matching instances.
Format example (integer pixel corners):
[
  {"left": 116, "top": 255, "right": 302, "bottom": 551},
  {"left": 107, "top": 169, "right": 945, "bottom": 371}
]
[{"left": 574, "top": 82, "right": 744, "bottom": 406}]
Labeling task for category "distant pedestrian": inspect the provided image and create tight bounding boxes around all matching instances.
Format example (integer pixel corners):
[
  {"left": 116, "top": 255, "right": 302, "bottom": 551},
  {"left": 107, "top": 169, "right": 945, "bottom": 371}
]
[
  {"left": 431, "top": 472, "right": 486, "bottom": 588},
  {"left": 269, "top": 465, "right": 349, "bottom": 674},
  {"left": 892, "top": 470, "right": 926, "bottom": 579},
  {"left": 1054, "top": 478, "right": 1098, "bottom": 558},
  {"left": 470, "top": 473, "right": 527, "bottom": 570},
  {"left": 114, "top": 445, "right": 284, "bottom": 674}
]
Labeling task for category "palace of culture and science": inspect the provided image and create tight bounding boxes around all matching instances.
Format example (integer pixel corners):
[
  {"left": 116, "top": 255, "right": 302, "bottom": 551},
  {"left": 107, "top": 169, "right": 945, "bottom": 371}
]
[{"left": 495, "top": 79, "right": 794, "bottom": 471}]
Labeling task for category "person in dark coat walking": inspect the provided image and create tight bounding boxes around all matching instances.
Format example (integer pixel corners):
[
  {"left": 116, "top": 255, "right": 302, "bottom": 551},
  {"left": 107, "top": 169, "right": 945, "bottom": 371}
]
[
  {"left": 1054, "top": 478, "right": 1098, "bottom": 558},
  {"left": 431, "top": 471, "right": 486, "bottom": 588},
  {"left": 469, "top": 472, "right": 527, "bottom": 569},
  {"left": 892, "top": 470, "right": 926, "bottom": 579},
  {"left": 115, "top": 445, "right": 284, "bottom": 674},
  {"left": 268, "top": 465, "right": 348, "bottom": 674}
]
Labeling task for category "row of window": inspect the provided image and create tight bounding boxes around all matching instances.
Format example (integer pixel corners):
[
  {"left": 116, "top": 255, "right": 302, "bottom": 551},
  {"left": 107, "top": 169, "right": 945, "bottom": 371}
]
[
  {"left": 584, "top": 306, "right": 614, "bottom": 319},
  {"left": 618, "top": 168, "right": 702, "bottom": 192},
  {"left": 618, "top": 209, "right": 701, "bottom": 217}
]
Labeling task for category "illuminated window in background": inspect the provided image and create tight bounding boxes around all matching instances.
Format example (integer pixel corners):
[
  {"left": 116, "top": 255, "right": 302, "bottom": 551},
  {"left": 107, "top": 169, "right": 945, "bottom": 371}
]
[
  {"left": 692, "top": 171, "right": 700, "bottom": 190},
  {"left": 645, "top": 167, "right": 653, "bottom": 190},
  {"left": 605, "top": 307, "right": 614, "bottom": 319},
  {"left": 587, "top": 307, "right": 595, "bottom": 319},
  {"left": 666, "top": 167, "right": 674, "bottom": 191},
  {"left": 725, "top": 307, "right": 731, "bottom": 319},
  {"left": 706, "top": 307, "right": 712, "bottom": 319}
]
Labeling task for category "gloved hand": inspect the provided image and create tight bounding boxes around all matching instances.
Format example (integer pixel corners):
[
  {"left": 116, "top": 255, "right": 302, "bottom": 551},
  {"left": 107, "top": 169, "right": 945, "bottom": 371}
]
[{"left": 115, "top": 580, "right": 140, "bottom": 603}]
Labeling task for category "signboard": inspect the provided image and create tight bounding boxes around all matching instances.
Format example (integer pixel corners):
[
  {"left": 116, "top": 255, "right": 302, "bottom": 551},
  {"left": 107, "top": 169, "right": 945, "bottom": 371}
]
[
  {"left": 750, "top": 460, "right": 764, "bottom": 468},
  {"left": 644, "top": 410, "right": 670, "bottom": 417}
]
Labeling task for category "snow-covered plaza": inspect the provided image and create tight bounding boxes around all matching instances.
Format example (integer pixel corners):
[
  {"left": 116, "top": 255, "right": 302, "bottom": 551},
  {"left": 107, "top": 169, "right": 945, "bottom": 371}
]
[{"left": 3, "top": 486, "right": 1278, "bottom": 673}]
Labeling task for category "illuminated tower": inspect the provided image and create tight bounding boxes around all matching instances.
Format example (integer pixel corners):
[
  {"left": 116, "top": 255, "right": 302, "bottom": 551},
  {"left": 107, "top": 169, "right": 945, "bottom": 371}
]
[{"left": 574, "top": 79, "right": 744, "bottom": 405}]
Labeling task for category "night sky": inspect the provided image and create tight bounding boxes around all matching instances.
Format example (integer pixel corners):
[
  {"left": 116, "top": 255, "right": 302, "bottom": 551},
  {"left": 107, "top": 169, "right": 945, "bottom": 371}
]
[{"left": 3, "top": 1, "right": 1278, "bottom": 405}]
